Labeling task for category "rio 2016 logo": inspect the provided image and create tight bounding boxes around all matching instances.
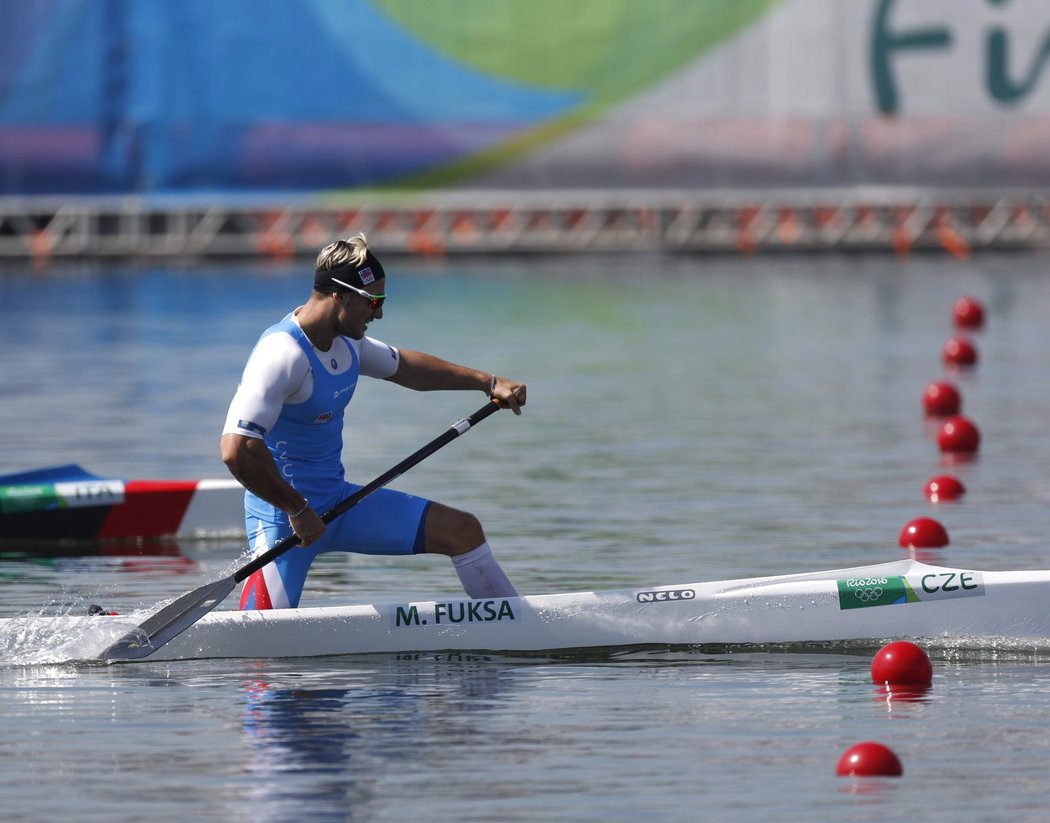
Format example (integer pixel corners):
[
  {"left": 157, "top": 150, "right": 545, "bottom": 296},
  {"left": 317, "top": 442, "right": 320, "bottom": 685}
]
[
  {"left": 843, "top": 577, "right": 889, "bottom": 588},
  {"left": 850, "top": 586, "right": 886, "bottom": 603}
]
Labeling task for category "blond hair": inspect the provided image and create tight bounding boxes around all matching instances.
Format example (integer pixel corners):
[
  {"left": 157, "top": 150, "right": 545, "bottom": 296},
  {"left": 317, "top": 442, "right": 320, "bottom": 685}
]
[{"left": 316, "top": 233, "right": 369, "bottom": 271}]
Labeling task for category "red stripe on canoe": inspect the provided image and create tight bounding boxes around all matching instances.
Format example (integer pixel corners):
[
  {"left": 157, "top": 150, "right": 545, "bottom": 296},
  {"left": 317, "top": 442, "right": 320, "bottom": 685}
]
[{"left": 96, "top": 481, "right": 198, "bottom": 539}]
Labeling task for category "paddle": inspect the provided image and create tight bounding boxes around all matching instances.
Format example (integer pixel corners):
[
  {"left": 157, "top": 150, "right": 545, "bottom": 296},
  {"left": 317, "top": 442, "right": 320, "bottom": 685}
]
[{"left": 99, "top": 400, "right": 503, "bottom": 661}]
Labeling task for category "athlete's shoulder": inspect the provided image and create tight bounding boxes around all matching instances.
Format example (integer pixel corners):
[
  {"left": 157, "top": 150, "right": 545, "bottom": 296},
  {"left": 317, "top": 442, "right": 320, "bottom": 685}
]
[
  {"left": 259, "top": 312, "right": 304, "bottom": 342},
  {"left": 252, "top": 328, "right": 304, "bottom": 361},
  {"left": 242, "top": 322, "right": 312, "bottom": 391}
]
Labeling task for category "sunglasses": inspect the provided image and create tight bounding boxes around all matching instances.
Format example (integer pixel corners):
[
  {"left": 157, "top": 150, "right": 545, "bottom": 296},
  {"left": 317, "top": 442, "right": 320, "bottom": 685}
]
[{"left": 331, "top": 277, "right": 385, "bottom": 310}]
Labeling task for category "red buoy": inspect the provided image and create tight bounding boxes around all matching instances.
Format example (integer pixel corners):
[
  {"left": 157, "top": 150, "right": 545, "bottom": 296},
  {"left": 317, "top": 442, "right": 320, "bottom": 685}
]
[
  {"left": 899, "top": 517, "right": 949, "bottom": 548},
  {"left": 871, "top": 641, "right": 933, "bottom": 687},
  {"left": 938, "top": 416, "right": 980, "bottom": 453},
  {"left": 922, "top": 380, "right": 961, "bottom": 417},
  {"left": 835, "top": 742, "right": 904, "bottom": 777},
  {"left": 943, "top": 336, "right": 978, "bottom": 367},
  {"left": 924, "top": 474, "right": 966, "bottom": 502},
  {"left": 953, "top": 295, "right": 985, "bottom": 330}
]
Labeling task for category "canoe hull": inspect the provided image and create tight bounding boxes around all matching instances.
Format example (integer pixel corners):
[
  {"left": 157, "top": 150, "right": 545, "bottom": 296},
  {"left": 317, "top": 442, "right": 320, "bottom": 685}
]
[
  {"left": 4, "top": 559, "right": 1047, "bottom": 664},
  {"left": 118, "top": 559, "right": 1050, "bottom": 661}
]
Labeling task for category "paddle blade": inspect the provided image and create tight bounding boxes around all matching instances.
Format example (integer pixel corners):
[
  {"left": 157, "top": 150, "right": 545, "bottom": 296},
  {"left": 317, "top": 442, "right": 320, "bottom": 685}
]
[{"left": 99, "top": 576, "right": 236, "bottom": 661}]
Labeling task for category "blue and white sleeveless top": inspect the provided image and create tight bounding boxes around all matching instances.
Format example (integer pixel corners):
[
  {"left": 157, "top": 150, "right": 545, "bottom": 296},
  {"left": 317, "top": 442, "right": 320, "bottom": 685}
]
[{"left": 246, "top": 316, "right": 359, "bottom": 517}]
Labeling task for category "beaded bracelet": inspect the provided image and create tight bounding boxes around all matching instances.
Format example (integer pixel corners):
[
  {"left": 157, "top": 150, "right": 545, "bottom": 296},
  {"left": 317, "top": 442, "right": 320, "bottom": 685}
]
[{"left": 290, "top": 500, "right": 310, "bottom": 519}]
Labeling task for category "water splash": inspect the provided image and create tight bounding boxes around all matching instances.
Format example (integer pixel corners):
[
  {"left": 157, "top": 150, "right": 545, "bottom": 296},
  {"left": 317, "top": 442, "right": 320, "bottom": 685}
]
[{"left": 0, "top": 611, "right": 146, "bottom": 666}]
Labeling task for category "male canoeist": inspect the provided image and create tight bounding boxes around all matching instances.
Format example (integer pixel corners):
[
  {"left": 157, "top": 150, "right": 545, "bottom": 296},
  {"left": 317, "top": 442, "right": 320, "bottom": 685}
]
[{"left": 220, "top": 234, "right": 525, "bottom": 609}]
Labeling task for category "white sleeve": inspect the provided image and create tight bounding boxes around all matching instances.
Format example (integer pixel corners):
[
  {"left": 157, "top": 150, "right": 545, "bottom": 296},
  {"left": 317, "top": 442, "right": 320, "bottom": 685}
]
[
  {"left": 222, "top": 333, "right": 310, "bottom": 439},
  {"left": 357, "top": 335, "right": 400, "bottom": 379}
]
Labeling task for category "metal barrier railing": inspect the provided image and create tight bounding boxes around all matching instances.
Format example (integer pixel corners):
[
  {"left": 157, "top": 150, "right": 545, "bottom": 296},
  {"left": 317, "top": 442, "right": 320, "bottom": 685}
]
[{"left": 2, "top": 191, "right": 1048, "bottom": 262}]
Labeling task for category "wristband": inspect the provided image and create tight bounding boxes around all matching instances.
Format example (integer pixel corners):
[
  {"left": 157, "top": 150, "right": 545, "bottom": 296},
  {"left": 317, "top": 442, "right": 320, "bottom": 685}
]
[{"left": 489, "top": 374, "right": 497, "bottom": 396}]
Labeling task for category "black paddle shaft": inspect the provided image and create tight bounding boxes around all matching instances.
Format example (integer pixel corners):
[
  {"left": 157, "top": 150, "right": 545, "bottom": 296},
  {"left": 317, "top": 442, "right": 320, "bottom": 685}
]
[{"left": 234, "top": 400, "right": 501, "bottom": 583}]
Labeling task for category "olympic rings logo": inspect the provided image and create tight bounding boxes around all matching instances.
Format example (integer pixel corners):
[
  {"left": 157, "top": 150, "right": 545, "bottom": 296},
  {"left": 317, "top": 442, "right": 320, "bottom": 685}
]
[{"left": 852, "top": 587, "right": 884, "bottom": 603}]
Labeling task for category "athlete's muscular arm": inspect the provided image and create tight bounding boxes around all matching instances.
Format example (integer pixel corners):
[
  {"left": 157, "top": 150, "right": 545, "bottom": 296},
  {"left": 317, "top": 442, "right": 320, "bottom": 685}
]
[
  {"left": 220, "top": 433, "right": 325, "bottom": 547},
  {"left": 388, "top": 348, "right": 526, "bottom": 415}
]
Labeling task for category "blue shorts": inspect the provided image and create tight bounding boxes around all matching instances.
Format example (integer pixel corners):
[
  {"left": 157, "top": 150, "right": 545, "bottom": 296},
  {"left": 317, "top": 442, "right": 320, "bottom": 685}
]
[{"left": 239, "top": 483, "right": 432, "bottom": 609}]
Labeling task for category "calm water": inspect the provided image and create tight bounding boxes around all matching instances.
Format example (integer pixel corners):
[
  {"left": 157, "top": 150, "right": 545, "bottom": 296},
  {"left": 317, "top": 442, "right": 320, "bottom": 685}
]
[{"left": 1, "top": 252, "right": 1050, "bottom": 821}]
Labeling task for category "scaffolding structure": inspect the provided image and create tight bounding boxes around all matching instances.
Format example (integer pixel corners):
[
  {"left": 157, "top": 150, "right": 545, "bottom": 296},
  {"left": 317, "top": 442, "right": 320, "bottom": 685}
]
[{"left": 2, "top": 190, "right": 1049, "bottom": 263}]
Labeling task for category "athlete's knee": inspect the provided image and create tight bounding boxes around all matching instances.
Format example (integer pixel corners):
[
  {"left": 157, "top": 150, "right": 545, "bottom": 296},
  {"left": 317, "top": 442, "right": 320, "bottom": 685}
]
[{"left": 423, "top": 503, "right": 485, "bottom": 557}]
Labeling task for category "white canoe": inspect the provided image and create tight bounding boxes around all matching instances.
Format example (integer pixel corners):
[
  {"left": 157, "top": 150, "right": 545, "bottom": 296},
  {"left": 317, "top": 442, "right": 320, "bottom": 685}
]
[{"left": 4, "top": 559, "right": 1050, "bottom": 664}]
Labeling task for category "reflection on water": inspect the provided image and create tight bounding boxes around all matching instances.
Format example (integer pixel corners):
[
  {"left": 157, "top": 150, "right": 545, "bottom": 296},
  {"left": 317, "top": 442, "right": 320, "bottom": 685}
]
[
  {"left": 0, "top": 535, "right": 236, "bottom": 561},
  {"left": 2, "top": 645, "right": 1050, "bottom": 821},
  {"left": 0, "top": 538, "right": 188, "bottom": 561},
  {"left": 236, "top": 653, "right": 515, "bottom": 821}
]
